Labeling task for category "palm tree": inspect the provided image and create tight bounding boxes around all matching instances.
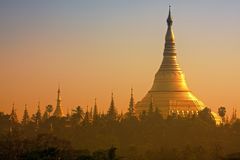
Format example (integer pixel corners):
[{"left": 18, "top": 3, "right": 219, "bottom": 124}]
[
  {"left": 42, "top": 105, "right": 53, "bottom": 121},
  {"left": 46, "top": 105, "right": 53, "bottom": 117},
  {"left": 71, "top": 106, "right": 84, "bottom": 125},
  {"left": 218, "top": 106, "right": 226, "bottom": 123}
]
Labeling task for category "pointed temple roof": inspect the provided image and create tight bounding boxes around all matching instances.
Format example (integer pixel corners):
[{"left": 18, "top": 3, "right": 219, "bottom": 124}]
[
  {"left": 128, "top": 88, "right": 135, "bottom": 115},
  {"left": 167, "top": 5, "right": 173, "bottom": 27},
  {"left": 93, "top": 98, "right": 98, "bottom": 114},
  {"left": 53, "top": 85, "right": 64, "bottom": 117},
  {"left": 135, "top": 7, "right": 221, "bottom": 124},
  {"left": 150, "top": 6, "right": 188, "bottom": 92},
  {"left": 111, "top": 92, "right": 115, "bottom": 107}
]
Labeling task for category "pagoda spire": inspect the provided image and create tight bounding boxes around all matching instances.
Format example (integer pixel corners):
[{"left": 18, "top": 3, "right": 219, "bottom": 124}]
[
  {"left": 107, "top": 92, "right": 118, "bottom": 121},
  {"left": 111, "top": 92, "right": 114, "bottom": 107},
  {"left": 150, "top": 6, "right": 185, "bottom": 92},
  {"left": 34, "top": 101, "right": 42, "bottom": 125},
  {"left": 167, "top": 5, "right": 173, "bottom": 26},
  {"left": 57, "top": 85, "right": 61, "bottom": 102},
  {"left": 53, "top": 85, "right": 64, "bottom": 117},
  {"left": 128, "top": 88, "right": 135, "bottom": 116},
  {"left": 94, "top": 98, "right": 97, "bottom": 113},
  {"left": 135, "top": 6, "right": 221, "bottom": 124},
  {"left": 164, "top": 5, "right": 176, "bottom": 57},
  {"left": 93, "top": 98, "right": 98, "bottom": 121}
]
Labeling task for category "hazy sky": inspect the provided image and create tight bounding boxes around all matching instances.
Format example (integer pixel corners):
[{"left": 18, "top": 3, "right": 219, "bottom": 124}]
[{"left": 0, "top": 0, "right": 240, "bottom": 117}]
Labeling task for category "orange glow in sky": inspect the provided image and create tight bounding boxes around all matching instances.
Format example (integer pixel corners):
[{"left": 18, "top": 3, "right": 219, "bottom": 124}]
[{"left": 0, "top": 1, "right": 240, "bottom": 117}]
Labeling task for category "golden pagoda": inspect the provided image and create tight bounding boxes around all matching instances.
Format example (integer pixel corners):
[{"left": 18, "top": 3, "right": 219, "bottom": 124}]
[
  {"left": 135, "top": 7, "right": 221, "bottom": 123},
  {"left": 53, "top": 85, "right": 64, "bottom": 117}
]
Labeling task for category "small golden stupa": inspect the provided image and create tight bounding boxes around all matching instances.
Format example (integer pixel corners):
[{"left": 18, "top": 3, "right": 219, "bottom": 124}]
[{"left": 53, "top": 86, "right": 64, "bottom": 117}]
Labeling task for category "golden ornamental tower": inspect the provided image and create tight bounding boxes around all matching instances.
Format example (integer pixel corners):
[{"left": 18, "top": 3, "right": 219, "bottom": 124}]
[
  {"left": 136, "top": 7, "right": 220, "bottom": 122},
  {"left": 53, "top": 85, "right": 64, "bottom": 117}
]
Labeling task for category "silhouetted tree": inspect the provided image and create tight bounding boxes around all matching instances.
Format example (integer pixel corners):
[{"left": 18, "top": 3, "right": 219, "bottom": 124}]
[
  {"left": 148, "top": 96, "right": 154, "bottom": 115},
  {"left": 139, "top": 110, "right": 147, "bottom": 121},
  {"left": 82, "top": 107, "right": 91, "bottom": 126},
  {"left": 230, "top": 108, "right": 237, "bottom": 124},
  {"left": 231, "top": 119, "right": 240, "bottom": 133},
  {"left": 0, "top": 112, "right": 11, "bottom": 133},
  {"left": 198, "top": 107, "right": 215, "bottom": 125},
  {"left": 22, "top": 105, "right": 30, "bottom": 125},
  {"left": 42, "top": 104, "right": 53, "bottom": 121},
  {"left": 218, "top": 106, "right": 226, "bottom": 123},
  {"left": 31, "top": 102, "right": 42, "bottom": 125},
  {"left": 108, "top": 147, "right": 118, "bottom": 160},
  {"left": 9, "top": 104, "right": 18, "bottom": 125},
  {"left": 71, "top": 106, "right": 84, "bottom": 125}
]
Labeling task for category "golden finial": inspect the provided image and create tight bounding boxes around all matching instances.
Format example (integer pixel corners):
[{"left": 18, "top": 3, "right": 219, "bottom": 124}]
[{"left": 167, "top": 5, "right": 173, "bottom": 26}]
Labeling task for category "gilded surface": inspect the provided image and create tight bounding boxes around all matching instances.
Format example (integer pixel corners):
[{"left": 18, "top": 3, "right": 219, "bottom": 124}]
[
  {"left": 136, "top": 8, "right": 220, "bottom": 123},
  {"left": 53, "top": 86, "right": 64, "bottom": 117}
]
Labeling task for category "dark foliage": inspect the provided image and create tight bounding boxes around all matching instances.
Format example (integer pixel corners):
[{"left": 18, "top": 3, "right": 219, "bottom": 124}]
[{"left": 0, "top": 108, "right": 240, "bottom": 160}]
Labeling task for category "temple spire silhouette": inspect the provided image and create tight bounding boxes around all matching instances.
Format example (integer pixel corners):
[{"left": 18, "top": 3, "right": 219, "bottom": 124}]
[
  {"left": 53, "top": 85, "right": 64, "bottom": 117},
  {"left": 128, "top": 88, "right": 135, "bottom": 116}
]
